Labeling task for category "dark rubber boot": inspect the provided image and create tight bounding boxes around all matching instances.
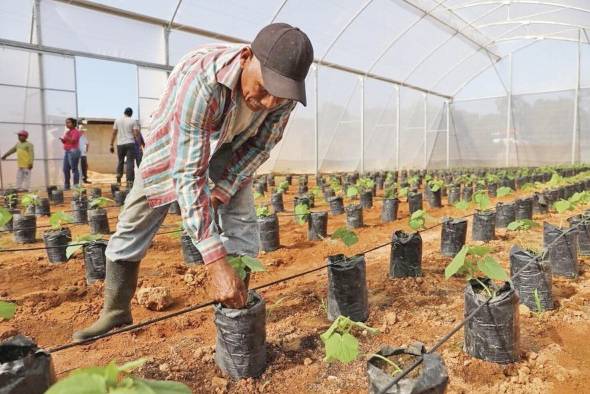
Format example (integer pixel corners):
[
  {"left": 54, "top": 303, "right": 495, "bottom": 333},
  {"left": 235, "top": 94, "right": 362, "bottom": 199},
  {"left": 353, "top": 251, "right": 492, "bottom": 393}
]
[{"left": 72, "top": 259, "right": 140, "bottom": 342}]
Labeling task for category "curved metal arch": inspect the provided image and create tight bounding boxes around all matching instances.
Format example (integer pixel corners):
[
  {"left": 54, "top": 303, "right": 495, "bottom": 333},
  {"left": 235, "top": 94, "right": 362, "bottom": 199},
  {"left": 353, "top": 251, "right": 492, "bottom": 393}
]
[
  {"left": 401, "top": 2, "right": 504, "bottom": 84},
  {"left": 319, "top": 0, "right": 374, "bottom": 64},
  {"left": 477, "top": 20, "right": 590, "bottom": 31},
  {"left": 451, "top": 0, "right": 590, "bottom": 15},
  {"left": 269, "top": 0, "right": 289, "bottom": 24}
]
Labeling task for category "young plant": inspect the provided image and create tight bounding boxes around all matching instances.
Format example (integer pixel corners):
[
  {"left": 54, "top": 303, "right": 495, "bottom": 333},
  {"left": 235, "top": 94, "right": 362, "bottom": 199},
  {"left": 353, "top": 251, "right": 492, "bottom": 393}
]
[
  {"left": 331, "top": 227, "right": 359, "bottom": 246},
  {"left": 276, "top": 180, "right": 289, "bottom": 194},
  {"left": 227, "top": 255, "right": 265, "bottom": 281},
  {"left": 428, "top": 179, "right": 444, "bottom": 192},
  {"left": 0, "top": 300, "right": 16, "bottom": 320},
  {"left": 66, "top": 234, "right": 104, "bottom": 259},
  {"left": 453, "top": 200, "right": 470, "bottom": 212},
  {"left": 4, "top": 193, "right": 17, "bottom": 208},
  {"left": 49, "top": 211, "right": 74, "bottom": 231},
  {"left": 444, "top": 245, "right": 509, "bottom": 298},
  {"left": 320, "top": 315, "right": 378, "bottom": 364},
  {"left": 21, "top": 192, "right": 39, "bottom": 209},
  {"left": 520, "top": 183, "right": 536, "bottom": 192},
  {"left": 356, "top": 177, "right": 375, "bottom": 193},
  {"left": 383, "top": 186, "right": 396, "bottom": 199},
  {"left": 89, "top": 196, "right": 113, "bottom": 209},
  {"left": 496, "top": 186, "right": 513, "bottom": 197},
  {"left": 369, "top": 353, "right": 403, "bottom": 376},
  {"left": 346, "top": 184, "right": 359, "bottom": 200},
  {"left": 532, "top": 288, "right": 544, "bottom": 316},
  {"left": 46, "top": 358, "right": 191, "bottom": 394},
  {"left": 398, "top": 186, "right": 409, "bottom": 199},
  {"left": 256, "top": 205, "right": 271, "bottom": 218},
  {"left": 253, "top": 191, "right": 264, "bottom": 200},
  {"left": 0, "top": 207, "right": 13, "bottom": 228},
  {"left": 329, "top": 177, "right": 342, "bottom": 195},
  {"left": 294, "top": 203, "right": 310, "bottom": 224},
  {"left": 409, "top": 209, "right": 427, "bottom": 231},
  {"left": 506, "top": 219, "right": 538, "bottom": 232},
  {"left": 472, "top": 190, "right": 491, "bottom": 211}
]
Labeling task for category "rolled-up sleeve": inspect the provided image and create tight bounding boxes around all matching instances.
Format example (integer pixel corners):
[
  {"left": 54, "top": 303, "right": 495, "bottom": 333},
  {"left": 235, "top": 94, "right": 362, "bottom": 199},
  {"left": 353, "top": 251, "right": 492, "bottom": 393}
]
[
  {"left": 213, "top": 101, "right": 295, "bottom": 203},
  {"left": 173, "top": 74, "right": 226, "bottom": 264}
]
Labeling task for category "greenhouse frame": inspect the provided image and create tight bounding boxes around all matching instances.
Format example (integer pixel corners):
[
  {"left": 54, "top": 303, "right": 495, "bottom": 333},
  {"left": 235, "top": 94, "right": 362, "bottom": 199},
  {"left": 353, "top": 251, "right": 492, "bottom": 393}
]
[{"left": 1, "top": 0, "right": 589, "bottom": 188}]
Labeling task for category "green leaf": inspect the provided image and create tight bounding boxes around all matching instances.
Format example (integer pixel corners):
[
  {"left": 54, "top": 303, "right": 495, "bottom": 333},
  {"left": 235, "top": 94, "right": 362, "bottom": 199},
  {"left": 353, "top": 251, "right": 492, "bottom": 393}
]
[
  {"left": 21, "top": 193, "right": 38, "bottom": 208},
  {"left": 118, "top": 358, "right": 149, "bottom": 373},
  {"left": 506, "top": 221, "right": 521, "bottom": 231},
  {"left": 554, "top": 199, "right": 573, "bottom": 213},
  {"left": 49, "top": 211, "right": 74, "bottom": 230},
  {"left": 496, "top": 187, "right": 513, "bottom": 197},
  {"left": 253, "top": 191, "right": 263, "bottom": 200},
  {"left": 0, "top": 207, "right": 13, "bottom": 227},
  {"left": 66, "top": 243, "right": 84, "bottom": 259},
  {"left": 409, "top": 217, "right": 425, "bottom": 231},
  {"left": 89, "top": 197, "right": 113, "bottom": 209},
  {"left": 410, "top": 209, "right": 425, "bottom": 220},
  {"left": 46, "top": 373, "right": 107, "bottom": 394},
  {"left": 227, "top": 256, "right": 247, "bottom": 280},
  {"left": 445, "top": 245, "right": 468, "bottom": 279},
  {"left": 0, "top": 300, "right": 17, "bottom": 320},
  {"left": 323, "top": 332, "right": 359, "bottom": 364},
  {"left": 398, "top": 187, "right": 409, "bottom": 199},
  {"left": 346, "top": 185, "right": 359, "bottom": 198},
  {"left": 241, "top": 255, "right": 266, "bottom": 273},
  {"left": 453, "top": 201, "right": 469, "bottom": 211},
  {"left": 473, "top": 191, "right": 490, "bottom": 210},
  {"left": 294, "top": 203, "right": 310, "bottom": 225},
  {"left": 133, "top": 379, "right": 192, "bottom": 394},
  {"left": 468, "top": 245, "right": 492, "bottom": 256},
  {"left": 256, "top": 205, "right": 270, "bottom": 217},
  {"left": 331, "top": 227, "right": 359, "bottom": 247},
  {"left": 477, "top": 255, "right": 508, "bottom": 281}
]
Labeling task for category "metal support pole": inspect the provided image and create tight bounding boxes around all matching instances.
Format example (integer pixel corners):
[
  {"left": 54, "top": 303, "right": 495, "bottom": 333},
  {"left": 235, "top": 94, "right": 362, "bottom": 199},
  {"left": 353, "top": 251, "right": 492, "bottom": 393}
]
[
  {"left": 314, "top": 65, "right": 319, "bottom": 176},
  {"left": 360, "top": 76, "right": 365, "bottom": 175},
  {"left": 505, "top": 53, "right": 512, "bottom": 168},
  {"left": 572, "top": 29, "right": 581, "bottom": 164},
  {"left": 164, "top": 28, "right": 170, "bottom": 67},
  {"left": 423, "top": 93, "right": 428, "bottom": 168},
  {"left": 395, "top": 85, "right": 400, "bottom": 170},
  {"left": 35, "top": 0, "right": 50, "bottom": 188},
  {"left": 446, "top": 100, "right": 450, "bottom": 169}
]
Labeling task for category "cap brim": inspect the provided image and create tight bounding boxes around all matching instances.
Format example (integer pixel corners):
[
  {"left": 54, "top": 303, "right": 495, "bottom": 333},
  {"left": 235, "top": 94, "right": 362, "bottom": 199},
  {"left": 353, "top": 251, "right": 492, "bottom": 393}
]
[{"left": 260, "top": 66, "right": 307, "bottom": 107}]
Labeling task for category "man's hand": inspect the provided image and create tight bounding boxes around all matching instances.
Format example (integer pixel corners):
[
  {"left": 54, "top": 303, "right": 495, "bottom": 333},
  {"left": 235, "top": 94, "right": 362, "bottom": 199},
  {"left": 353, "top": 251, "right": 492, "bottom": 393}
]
[
  {"left": 110, "top": 145, "right": 115, "bottom": 154},
  {"left": 206, "top": 256, "right": 247, "bottom": 309},
  {"left": 28, "top": 165, "right": 33, "bottom": 170},
  {"left": 211, "top": 195, "right": 224, "bottom": 211}
]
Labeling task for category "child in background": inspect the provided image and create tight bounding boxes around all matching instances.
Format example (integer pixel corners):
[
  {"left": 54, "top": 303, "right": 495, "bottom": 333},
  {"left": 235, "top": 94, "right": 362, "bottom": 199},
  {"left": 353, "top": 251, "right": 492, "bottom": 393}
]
[
  {"left": 79, "top": 127, "right": 91, "bottom": 184},
  {"left": 1, "top": 130, "right": 34, "bottom": 191}
]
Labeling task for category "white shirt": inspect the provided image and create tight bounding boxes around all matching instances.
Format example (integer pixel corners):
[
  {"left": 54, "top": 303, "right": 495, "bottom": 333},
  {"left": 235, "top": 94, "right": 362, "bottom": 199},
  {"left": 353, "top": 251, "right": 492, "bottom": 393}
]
[
  {"left": 79, "top": 133, "right": 89, "bottom": 156},
  {"left": 210, "top": 91, "right": 258, "bottom": 153},
  {"left": 113, "top": 116, "right": 139, "bottom": 145}
]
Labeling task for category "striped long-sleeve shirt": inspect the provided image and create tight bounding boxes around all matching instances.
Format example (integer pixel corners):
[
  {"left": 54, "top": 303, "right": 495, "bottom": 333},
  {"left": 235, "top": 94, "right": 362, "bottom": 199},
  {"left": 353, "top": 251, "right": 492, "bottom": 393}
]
[{"left": 140, "top": 44, "right": 295, "bottom": 264}]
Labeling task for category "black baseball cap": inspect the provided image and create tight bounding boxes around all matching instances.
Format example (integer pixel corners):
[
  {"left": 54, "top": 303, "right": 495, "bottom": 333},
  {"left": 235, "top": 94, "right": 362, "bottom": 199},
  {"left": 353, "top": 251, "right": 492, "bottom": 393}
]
[{"left": 251, "top": 23, "right": 314, "bottom": 106}]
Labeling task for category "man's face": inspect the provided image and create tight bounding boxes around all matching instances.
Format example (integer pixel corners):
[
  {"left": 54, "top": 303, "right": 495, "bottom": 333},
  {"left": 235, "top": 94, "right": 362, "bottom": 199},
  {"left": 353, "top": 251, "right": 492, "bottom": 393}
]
[
  {"left": 18, "top": 135, "right": 26, "bottom": 143},
  {"left": 66, "top": 119, "right": 74, "bottom": 129},
  {"left": 240, "top": 48, "right": 286, "bottom": 112}
]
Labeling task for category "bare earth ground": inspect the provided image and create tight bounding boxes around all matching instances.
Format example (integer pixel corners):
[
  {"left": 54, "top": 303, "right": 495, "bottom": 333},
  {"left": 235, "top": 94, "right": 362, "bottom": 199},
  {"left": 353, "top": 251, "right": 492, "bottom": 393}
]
[{"left": 1, "top": 172, "right": 589, "bottom": 394}]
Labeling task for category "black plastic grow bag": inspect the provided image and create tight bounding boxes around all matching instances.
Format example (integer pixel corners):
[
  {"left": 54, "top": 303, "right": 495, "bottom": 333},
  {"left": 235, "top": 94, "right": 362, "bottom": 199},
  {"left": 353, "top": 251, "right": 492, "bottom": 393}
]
[
  {"left": 71, "top": 197, "right": 88, "bottom": 224},
  {"left": 367, "top": 343, "right": 448, "bottom": 394},
  {"left": 533, "top": 192, "right": 548, "bottom": 215},
  {"left": 447, "top": 186, "right": 461, "bottom": 205},
  {"left": 214, "top": 290, "right": 266, "bottom": 379},
  {"left": 345, "top": 204, "right": 363, "bottom": 229},
  {"left": 0, "top": 208, "right": 19, "bottom": 232},
  {"left": 390, "top": 231, "right": 422, "bottom": 278},
  {"left": 327, "top": 254, "right": 368, "bottom": 322},
  {"left": 34, "top": 198, "right": 50, "bottom": 217},
  {"left": 462, "top": 186, "right": 473, "bottom": 202},
  {"left": 84, "top": 240, "right": 107, "bottom": 284},
  {"left": 42, "top": 228, "right": 72, "bottom": 264},
  {"left": 88, "top": 208, "right": 110, "bottom": 235},
  {"left": 567, "top": 214, "right": 590, "bottom": 256},
  {"left": 464, "top": 279, "right": 520, "bottom": 364},
  {"left": 270, "top": 193, "right": 284, "bottom": 213},
  {"left": 381, "top": 198, "right": 399, "bottom": 223},
  {"left": 495, "top": 202, "right": 515, "bottom": 229},
  {"left": 89, "top": 187, "right": 102, "bottom": 199},
  {"left": 515, "top": 197, "right": 533, "bottom": 220},
  {"left": 13, "top": 214, "right": 36, "bottom": 244},
  {"left": 543, "top": 222, "right": 578, "bottom": 278},
  {"left": 258, "top": 214, "right": 280, "bottom": 252},
  {"left": 360, "top": 191, "right": 373, "bottom": 209},
  {"left": 509, "top": 246, "right": 553, "bottom": 311},
  {"left": 308, "top": 212, "right": 328, "bottom": 241},
  {"left": 472, "top": 210, "right": 496, "bottom": 242},
  {"left": 408, "top": 192, "right": 423, "bottom": 214},
  {"left": 328, "top": 196, "right": 344, "bottom": 216},
  {"left": 114, "top": 190, "right": 128, "bottom": 206},
  {"left": 440, "top": 218, "right": 467, "bottom": 257},
  {"left": 0, "top": 335, "right": 56, "bottom": 394},
  {"left": 50, "top": 190, "right": 64, "bottom": 204}
]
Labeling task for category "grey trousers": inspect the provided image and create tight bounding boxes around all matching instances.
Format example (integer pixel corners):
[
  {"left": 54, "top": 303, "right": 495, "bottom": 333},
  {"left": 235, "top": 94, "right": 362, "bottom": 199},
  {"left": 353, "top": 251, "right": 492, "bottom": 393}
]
[{"left": 105, "top": 151, "right": 259, "bottom": 263}]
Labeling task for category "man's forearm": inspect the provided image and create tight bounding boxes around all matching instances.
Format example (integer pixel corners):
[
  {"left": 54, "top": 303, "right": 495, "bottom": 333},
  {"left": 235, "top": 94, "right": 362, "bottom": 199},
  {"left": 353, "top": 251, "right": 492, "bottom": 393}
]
[{"left": 110, "top": 131, "right": 117, "bottom": 146}]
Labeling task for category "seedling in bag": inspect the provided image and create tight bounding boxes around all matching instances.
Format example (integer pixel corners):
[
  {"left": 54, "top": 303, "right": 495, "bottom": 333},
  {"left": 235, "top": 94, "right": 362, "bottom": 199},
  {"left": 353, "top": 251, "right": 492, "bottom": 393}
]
[
  {"left": 89, "top": 196, "right": 113, "bottom": 209},
  {"left": 66, "top": 234, "right": 104, "bottom": 259},
  {"left": 356, "top": 177, "right": 375, "bottom": 193},
  {"left": 21, "top": 192, "right": 39, "bottom": 209},
  {"left": 49, "top": 211, "right": 74, "bottom": 231},
  {"left": 472, "top": 190, "right": 491, "bottom": 211},
  {"left": 346, "top": 184, "right": 359, "bottom": 200},
  {"left": 0, "top": 207, "right": 13, "bottom": 228},
  {"left": 409, "top": 209, "right": 428, "bottom": 231},
  {"left": 276, "top": 180, "right": 289, "bottom": 194},
  {"left": 496, "top": 186, "right": 513, "bottom": 197},
  {"left": 294, "top": 203, "right": 310, "bottom": 224},
  {"left": 329, "top": 177, "right": 342, "bottom": 195},
  {"left": 532, "top": 288, "right": 545, "bottom": 316},
  {"left": 453, "top": 200, "right": 470, "bottom": 211},
  {"left": 227, "top": 255, "right": 266, "bottom": 282},
  {"left": 444, "top": 245, "right": 509, "bottom": 298},
  {"left": 256, "top": 205, "right": 271, "bottom": 218},
  {"left": 383, "top": 185, "right": 396, "bottom": 199},
  {"left": 428, "top": 179, "right": 444, "bottom": 192},
  {"left": 0, "top": 300, "right": 16, "bottom": 320},
  {"left": 331, "top": 227, "right": 359, "bottom": 247},
  {"left": 507, "top": 219, "right": 538, "bottom": 232},
  {"left": 46, "top": 358, "right": 191, "bottom": 394},
  {"left": 320, "top": 315, "right": 378, "bottom": 363}
]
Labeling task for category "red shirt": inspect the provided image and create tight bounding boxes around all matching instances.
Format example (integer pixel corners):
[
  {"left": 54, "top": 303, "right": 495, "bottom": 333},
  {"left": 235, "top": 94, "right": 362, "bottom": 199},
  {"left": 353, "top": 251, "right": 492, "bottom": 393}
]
[{"left": 62, "top": 128, "right": 81, "bottom": 151}]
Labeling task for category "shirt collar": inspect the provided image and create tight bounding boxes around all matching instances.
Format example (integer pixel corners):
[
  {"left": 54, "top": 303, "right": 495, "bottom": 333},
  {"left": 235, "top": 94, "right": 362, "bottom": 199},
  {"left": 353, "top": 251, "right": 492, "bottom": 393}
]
[{"left": 216, "top": 45, "right": 248, "bottom": 92}]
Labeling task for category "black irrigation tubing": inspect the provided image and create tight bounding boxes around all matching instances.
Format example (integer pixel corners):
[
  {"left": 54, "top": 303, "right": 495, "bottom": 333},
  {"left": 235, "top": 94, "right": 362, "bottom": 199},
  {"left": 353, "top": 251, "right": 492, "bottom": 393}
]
[
  {"left": 377, "top": 219, "right": 586, "bottom": 394},
  {"left": 46, "top": 210, "right": 472, "bottom": 354},
  {"left": 0, "top": 215, "right": 121, "bottom": 234}
]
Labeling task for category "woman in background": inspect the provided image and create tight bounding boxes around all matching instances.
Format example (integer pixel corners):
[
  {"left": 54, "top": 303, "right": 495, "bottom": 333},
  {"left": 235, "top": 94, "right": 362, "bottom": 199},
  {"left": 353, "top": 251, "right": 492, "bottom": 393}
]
[{"left": 60, "top": 117, "right": 81, "bottom": 190}]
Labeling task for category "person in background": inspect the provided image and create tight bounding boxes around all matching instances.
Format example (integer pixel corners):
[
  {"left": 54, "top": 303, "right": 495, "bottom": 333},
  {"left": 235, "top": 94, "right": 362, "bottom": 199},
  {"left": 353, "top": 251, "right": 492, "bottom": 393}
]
[
  {"left": 134, "top": 129, "right": 145, "bottom": 167},
  {"left": 79, "top": 127, "right": 90, "bottom": 184},
  {"left": 1, "top": 130, "right": 34, "bottom": 191},
  {"left": 60, "top": 117, "right": 81, "bottom": 190},
  {"left": 111, "top": 107, "right": 140, "bottom": 187}
]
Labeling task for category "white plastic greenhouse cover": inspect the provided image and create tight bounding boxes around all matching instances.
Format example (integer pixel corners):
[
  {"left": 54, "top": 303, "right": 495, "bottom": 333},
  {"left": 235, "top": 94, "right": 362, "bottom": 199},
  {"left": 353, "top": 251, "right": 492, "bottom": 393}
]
[{"left": 1, "top": 0, "right": 589, "bottom": 187}]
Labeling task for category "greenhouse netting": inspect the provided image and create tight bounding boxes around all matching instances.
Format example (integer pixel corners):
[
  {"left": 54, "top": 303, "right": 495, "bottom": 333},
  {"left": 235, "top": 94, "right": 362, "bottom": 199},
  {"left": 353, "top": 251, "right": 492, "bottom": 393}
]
[{"left": 1, "top": 0, "right": 589, "bottom": 188}]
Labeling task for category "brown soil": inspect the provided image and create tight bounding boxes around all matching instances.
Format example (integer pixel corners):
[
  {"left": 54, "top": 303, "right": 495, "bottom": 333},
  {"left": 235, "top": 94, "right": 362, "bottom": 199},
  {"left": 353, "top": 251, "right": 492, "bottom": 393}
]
[{"left": 1, "top": 174, "right": 590, "bottom": 394}]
